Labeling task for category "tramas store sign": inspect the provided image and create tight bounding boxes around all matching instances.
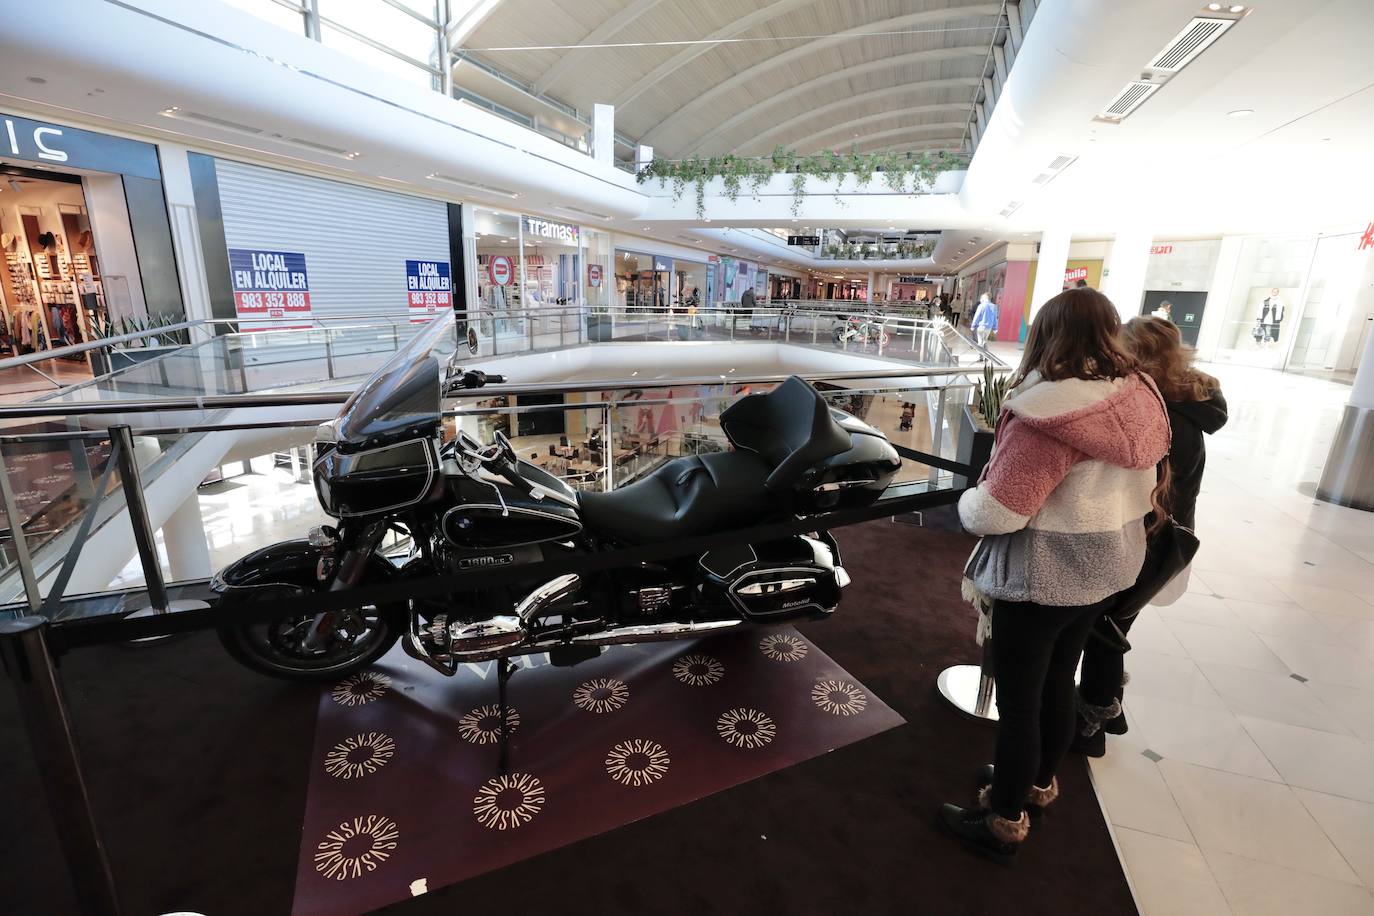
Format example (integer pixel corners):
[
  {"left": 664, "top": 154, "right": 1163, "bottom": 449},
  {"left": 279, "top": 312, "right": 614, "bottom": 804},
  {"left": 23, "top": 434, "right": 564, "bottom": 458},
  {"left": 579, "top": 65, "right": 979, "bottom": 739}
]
[
  {"left": 229, "top": 248, "right": 311, "bottom": 331},
  {"left": 405, "top": 259, "right": 451, "bottom": 323},
  {"left": 522, "top": 216, "right": 579, "bottom": 244}
]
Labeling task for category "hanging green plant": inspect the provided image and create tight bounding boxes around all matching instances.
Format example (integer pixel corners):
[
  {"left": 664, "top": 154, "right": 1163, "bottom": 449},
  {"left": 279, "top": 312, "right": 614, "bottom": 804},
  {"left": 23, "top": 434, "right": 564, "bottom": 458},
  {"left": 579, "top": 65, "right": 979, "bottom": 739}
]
[{"left": 635, "top": 145, "right": 969, "bottom": 219}]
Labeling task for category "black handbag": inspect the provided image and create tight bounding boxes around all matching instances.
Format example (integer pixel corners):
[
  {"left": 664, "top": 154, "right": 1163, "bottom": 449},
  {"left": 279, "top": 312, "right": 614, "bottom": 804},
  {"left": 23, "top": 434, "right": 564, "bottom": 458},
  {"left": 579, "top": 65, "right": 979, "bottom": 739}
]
[{"left": 1090, "top": 516, "right": 1199, "bottom": 652}]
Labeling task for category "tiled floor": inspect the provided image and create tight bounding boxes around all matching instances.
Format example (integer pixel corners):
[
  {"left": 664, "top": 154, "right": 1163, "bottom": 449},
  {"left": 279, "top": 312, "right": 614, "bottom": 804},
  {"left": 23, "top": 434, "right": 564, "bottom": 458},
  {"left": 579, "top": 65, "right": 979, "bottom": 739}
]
[{"left": 1086, "top": 363, "right": 1374, "bottom": 915}]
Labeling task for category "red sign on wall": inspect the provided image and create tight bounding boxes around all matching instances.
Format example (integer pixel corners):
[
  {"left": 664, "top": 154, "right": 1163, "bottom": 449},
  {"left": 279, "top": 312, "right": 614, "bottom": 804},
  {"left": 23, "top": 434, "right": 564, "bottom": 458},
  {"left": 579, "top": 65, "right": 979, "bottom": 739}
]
[
  {"left": 1150, "top": 244, "right": 1174, "bottom": 255},
  {"left": 487, "top": 255, "right": 513, "bottom": 286},
  {"left": 1359, "top": 223, "right": 1374, "bottom": 251},
  {"left": 588, "top": 264, "right": 603, "bottom": 288},
  {"left": 1065, "top": 266, "right": 1089, "bottom": 283}
]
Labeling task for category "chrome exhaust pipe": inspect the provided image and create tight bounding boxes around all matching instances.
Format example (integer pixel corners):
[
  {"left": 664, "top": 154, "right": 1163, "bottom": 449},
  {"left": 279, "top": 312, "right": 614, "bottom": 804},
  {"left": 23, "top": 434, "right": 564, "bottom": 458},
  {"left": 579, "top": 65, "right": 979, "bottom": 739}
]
[
  {"left": 567, "top": 618, "right": 740, "bottom": 647},
  {"left": 515, "top": 573, "right": 582, "bottom": 623}
]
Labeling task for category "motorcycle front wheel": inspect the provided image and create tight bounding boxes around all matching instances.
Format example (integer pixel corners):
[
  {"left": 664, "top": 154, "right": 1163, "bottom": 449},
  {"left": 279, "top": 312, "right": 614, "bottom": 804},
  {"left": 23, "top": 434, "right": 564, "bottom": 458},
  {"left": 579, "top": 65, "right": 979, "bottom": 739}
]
[{"left": 217, "top": 588, "right": 404, "bottom": 682}]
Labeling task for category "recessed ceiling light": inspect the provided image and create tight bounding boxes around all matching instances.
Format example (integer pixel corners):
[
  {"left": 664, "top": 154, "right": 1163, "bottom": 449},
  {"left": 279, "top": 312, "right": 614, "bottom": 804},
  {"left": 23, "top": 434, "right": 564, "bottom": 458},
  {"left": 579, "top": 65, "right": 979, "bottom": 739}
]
[
  {"left": 26, "top": 76, "right": 46, "bottom": 84},
  {"left": 642, "top": 227, "right": 651, "bottom": 231},
  {"left": 1227, "top": 109, "right": 1254, "bottom": 118},
  {"left": 1207, "top": 2, "right": 1222, "bottom": 9},
  {"left": 1228, "top": 4, "right": 1245, "bottom": 12}
]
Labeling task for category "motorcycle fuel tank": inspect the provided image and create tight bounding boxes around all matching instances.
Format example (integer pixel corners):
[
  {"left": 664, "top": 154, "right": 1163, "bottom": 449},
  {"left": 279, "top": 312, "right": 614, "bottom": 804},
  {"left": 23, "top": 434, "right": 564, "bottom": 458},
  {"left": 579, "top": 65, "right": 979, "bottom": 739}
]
[{"left": 442, "top": 476, "right": 582, "bottom": 550}]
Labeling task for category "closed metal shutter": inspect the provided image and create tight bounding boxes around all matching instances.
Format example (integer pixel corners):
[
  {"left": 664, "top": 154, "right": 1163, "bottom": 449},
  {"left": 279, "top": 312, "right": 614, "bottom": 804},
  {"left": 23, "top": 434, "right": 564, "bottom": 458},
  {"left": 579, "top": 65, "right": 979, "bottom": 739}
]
[{"left": 215, "top": 159, "right": 449, "bottom": 322}]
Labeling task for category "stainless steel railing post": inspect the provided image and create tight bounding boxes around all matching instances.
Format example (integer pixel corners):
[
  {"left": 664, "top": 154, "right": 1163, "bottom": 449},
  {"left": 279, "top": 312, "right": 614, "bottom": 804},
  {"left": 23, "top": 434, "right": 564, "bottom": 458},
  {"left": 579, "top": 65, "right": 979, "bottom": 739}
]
[
  {"left": 0, "top": 446, "right": 42, "bottom": 613},
  {"left": 0, "top": 616, "right": 123, "bottom": 915},
  {"left": 110, "top": 425, "right": 169, "bottom": 613}
]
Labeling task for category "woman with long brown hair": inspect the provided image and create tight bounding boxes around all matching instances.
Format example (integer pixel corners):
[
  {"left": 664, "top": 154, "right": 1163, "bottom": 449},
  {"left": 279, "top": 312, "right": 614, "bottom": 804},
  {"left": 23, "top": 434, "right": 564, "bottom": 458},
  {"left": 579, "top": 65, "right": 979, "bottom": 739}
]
[
  {"left": 941, "top": 288, "right": 1171, "bottom": 863},
  {"left": 1072, "top": 316, "right": 1228, "bottom": 756}
]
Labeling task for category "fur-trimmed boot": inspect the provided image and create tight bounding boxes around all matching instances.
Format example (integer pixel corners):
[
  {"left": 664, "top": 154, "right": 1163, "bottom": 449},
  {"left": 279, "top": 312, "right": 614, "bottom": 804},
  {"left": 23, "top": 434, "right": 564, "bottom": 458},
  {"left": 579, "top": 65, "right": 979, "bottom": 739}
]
[
  {"left": 974, "top": 764, "right": 1059, "bottom": 818},
  {"left": 938, "top": 802, "right": 1029, "bottom": 865},
  {"left": 1072, "top": 691, "right": 1123, "bottom": 758}
]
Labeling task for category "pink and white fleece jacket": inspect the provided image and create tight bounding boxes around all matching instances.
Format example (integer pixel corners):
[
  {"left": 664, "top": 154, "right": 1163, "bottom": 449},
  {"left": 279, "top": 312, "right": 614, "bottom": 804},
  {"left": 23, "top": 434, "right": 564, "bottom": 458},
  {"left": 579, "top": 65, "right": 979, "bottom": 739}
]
[{"left": 960, "top": 370, "right": 1171, "bottom": 607}]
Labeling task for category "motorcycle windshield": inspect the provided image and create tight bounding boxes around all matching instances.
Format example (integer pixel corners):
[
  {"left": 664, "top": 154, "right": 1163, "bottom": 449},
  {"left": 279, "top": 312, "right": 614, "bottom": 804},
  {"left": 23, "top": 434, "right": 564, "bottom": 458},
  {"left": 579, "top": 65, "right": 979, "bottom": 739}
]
[{"left": 334, "top": 317, "right": 457, "bottom": 451}]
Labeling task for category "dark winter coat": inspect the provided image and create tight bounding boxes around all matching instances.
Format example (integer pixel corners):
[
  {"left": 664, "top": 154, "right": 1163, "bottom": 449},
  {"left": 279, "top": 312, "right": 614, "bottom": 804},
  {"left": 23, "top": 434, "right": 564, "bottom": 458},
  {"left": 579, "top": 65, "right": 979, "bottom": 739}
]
[{"left": 1164, "top": 388, "right": 1228, "bottom": 530}]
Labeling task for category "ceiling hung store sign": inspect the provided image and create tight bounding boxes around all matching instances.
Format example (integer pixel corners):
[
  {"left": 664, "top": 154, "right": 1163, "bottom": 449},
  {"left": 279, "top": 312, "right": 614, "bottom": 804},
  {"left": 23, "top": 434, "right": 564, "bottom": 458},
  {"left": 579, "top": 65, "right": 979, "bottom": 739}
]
[
  {"left": 522, "top": 216, "right": 579, "bottom": 245},
  {"left": 406, "top": 259, "right": 452, "bottom": 323},
  {"left": 788, "top": 235, "right": 820, "bottom": 246},
  {"left": 229, "top": 248, "right": 312, "bottom": 331},
  {"left": 0, "top": 111, "right": 162, "bottom": 179}
]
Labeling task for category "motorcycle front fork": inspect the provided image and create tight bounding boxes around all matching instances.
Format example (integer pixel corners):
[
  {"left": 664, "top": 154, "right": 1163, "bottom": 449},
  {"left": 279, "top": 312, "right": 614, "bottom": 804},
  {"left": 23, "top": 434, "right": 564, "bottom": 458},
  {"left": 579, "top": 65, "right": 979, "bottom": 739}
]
[{"left": 303, "top": 520, "right": 387, "bottom": 652}]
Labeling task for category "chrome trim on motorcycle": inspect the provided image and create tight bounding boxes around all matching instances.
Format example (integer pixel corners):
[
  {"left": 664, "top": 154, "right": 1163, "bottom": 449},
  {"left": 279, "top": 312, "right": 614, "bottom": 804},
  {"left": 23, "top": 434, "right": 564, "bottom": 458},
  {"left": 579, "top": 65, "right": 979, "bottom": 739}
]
[
  {"left": 515, "top": 573, "right": 582, "bottom": 623},
  {"left": 567, "top": 618, "right": 740, "bottom": 646}
]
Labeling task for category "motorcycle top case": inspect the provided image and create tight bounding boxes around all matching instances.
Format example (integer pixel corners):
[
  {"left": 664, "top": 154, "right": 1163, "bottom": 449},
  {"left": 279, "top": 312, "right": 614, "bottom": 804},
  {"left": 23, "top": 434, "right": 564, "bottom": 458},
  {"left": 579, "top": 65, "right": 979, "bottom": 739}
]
[
  {"left": 699, "top": 534, "right": 842, "bottom": 621},
  {"left": 793, "top": 410, "right": 901, "bottom": 513}
]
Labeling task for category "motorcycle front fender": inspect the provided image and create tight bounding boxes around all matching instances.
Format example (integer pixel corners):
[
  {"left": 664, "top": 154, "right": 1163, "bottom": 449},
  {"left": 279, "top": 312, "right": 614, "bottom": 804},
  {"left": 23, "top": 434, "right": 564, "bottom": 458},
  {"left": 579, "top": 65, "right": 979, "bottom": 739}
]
[{"left": 209, "top": 538, "right": 399, "bottom": 598}]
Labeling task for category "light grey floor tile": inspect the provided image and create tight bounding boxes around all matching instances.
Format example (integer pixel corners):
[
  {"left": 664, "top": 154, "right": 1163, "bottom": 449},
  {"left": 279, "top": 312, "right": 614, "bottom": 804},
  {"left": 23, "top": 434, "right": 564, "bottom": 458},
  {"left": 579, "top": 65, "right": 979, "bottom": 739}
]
[
  {"left": 1159, "top": 759, "right": 1358, "bottom": 883},
  {"left": 1116, "top": 828, "right": 1233, "bottom": 916},
  {"left": 1238, "top": 716, "right": 1374, "bottom": 804},
  {"left": 1203, "top": 848, "right": 1374, "bottom": 915}
]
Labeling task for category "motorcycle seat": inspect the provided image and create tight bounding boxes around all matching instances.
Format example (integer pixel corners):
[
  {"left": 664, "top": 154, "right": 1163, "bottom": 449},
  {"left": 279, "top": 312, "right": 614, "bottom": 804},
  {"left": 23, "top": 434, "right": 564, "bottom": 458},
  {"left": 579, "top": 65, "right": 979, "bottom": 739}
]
[{"left": 578, "top": 451, "right": 773, "bottom": 544}]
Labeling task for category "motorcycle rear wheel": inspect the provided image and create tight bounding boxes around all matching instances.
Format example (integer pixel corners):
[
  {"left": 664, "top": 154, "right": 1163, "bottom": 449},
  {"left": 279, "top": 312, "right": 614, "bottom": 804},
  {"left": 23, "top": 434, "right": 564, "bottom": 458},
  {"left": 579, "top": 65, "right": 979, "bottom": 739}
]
[{"left": 217, "top": 589, "right": 404, "bottom": 682}]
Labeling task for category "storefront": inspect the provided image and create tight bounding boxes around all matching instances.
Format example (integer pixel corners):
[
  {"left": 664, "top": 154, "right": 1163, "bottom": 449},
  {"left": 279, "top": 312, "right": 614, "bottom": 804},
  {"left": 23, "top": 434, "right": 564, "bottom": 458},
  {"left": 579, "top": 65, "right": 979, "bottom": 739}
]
[
  {"left": 674, "top": 258, "right": 707, "bottom": 309},
  {"left": 0, "top": 111, "right": 180, "bottom": 358},
  {"left": 616, "top": 249, "right": 671, "bottom": 310},
  {"left": 1139, "top": 240, "right": 1221, "bottom": 347},
  {"left": 193, "top": 156, "right": 453, "bottom": 331},
  {"left": 1201, "top": 231, "right": 1373, "bottom": 374}
]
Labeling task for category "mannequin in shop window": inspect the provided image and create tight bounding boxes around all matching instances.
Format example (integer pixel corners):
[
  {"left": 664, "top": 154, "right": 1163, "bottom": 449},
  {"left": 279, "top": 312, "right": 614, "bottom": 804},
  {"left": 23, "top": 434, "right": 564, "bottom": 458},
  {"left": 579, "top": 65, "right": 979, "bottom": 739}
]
[{"left": 1258, "top": 288, "right": 1284, "bottom": 344}]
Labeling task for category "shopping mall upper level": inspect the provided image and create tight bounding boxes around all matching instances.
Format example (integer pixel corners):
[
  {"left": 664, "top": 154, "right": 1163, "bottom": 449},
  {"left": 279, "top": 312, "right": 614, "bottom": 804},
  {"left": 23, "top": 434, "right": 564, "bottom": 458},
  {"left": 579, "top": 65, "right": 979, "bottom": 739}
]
[{"left": 1, "top": 0, "right": 1373, "bottom": 383}]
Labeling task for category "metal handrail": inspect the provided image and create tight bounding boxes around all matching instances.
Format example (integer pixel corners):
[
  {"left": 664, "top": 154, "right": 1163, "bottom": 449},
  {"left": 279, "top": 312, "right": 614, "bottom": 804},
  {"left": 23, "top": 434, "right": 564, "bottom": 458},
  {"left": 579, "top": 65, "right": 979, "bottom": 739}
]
[{"left": 0, "top": 364, "right": 987, "bottom": 421}]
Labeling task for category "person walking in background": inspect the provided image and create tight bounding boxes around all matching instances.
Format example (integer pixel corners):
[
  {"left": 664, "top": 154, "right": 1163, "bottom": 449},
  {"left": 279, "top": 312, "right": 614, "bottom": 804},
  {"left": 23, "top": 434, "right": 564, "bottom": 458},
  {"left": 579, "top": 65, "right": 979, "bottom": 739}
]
[
  {"left": 1152, "top": 300, "right": 1174, "bottom": 321},
  {"left": 940, "top": 288, "right": 1170, "bottom": 864},
  {"left": 970, "top": 293, "right": 999, "bottom": 348},
  {"left": 1073, "top": 316, "right": 1227, "bottom": 756}
]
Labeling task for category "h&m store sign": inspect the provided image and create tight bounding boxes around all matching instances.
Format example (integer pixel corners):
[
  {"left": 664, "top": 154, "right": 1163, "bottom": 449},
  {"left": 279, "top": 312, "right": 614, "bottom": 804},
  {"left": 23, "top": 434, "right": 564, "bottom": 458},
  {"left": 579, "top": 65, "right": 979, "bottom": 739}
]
[
  {"left": 1, "top": 111, "right": 162, "bottom": 179},
  {"left": 522, "top": 216, "right": 579, "bottom": 244}
]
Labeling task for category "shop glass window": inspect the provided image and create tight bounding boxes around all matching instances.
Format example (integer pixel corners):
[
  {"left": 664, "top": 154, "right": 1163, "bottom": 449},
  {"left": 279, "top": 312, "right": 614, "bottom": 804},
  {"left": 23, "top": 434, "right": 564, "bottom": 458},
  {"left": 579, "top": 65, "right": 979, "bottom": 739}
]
[
  {"left": 582, "top": 228, "right": 613, "bottom": 313},
  {"left": 521, "top": 217, "right": 581, "bottom": 340},
  {"left": 218, "top": 0, "right": 309, "bottom": 35},
  {"left": 1214, "top": 236, "right": 1314, "bottom": 369},
  {"left": 472, "top": 208, "right": 523, "bottom": 341}
]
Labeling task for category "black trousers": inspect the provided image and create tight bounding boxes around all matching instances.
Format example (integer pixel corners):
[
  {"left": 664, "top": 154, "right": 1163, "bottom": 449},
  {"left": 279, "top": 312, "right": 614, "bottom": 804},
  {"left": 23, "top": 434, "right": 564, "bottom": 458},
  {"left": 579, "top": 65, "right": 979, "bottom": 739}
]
[
  {"left": 988, "top": 595, "right": 1116, "bottom": 819},
  {"left": 1078, "top": 610, "right": 1136, "bottom": 711}
]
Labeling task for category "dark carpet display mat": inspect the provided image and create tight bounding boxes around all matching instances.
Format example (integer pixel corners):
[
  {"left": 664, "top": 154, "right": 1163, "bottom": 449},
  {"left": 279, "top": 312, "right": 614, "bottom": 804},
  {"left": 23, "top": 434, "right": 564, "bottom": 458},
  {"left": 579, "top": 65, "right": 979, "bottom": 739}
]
[{"left": 293, "top": 626, "right": 903, "bottom": 915}]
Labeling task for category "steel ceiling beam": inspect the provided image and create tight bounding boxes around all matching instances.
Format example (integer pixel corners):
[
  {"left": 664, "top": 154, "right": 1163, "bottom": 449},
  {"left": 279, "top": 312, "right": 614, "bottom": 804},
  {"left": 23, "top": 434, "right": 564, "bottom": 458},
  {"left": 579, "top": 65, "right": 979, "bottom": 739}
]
[
  {"left": 680, "top": 48, "right": 992, "bottom": 158},
  {"left": 732, "top": 79, "right": 981, "bottom": 155},
  {"left": 796, "top": 115, "right": 971, "bottom": 155},
  {"left": 643, "top": 9, "right": 1000, "bottom": 151},
  {"left": 530, "top": 0, "right": 671, "bottom": 95}
]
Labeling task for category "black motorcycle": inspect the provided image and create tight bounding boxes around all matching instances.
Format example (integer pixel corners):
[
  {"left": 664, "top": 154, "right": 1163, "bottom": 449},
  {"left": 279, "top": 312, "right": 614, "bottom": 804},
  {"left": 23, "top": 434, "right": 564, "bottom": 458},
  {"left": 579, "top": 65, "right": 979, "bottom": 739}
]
[{"left": 211, "top": 318, "right": 900, "bottom": 681}]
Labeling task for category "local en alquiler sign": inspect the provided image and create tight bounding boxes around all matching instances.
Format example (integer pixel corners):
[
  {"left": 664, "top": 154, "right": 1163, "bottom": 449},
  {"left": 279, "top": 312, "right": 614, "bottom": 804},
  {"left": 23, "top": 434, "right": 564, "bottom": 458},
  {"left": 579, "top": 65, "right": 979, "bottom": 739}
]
[
  {"left": 228, "top": 248, "right": 311, "bottom": 331},
  {"left": 406, "top": 259, "right": 451, "bottom": 323},
  {"left": 488, "top": 255, "right": 513, "bottom": 286}
]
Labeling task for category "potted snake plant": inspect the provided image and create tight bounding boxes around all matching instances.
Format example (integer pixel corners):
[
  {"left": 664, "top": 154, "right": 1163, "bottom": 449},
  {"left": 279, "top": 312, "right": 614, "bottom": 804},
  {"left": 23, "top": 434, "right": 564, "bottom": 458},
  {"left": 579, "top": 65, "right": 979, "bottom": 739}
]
[
  {"left": 955, "top": 362, "right": 1009, "bottom": 488},
  {"left": 87, "top": 314, "right": 188, "bottom": 376}
]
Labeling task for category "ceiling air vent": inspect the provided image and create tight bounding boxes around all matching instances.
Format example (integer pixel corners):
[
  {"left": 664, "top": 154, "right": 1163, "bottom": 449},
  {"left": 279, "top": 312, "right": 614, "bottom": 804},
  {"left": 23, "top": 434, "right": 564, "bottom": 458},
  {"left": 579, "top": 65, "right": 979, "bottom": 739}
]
[
  {"left": 1047, "top": 155, "right": 1076, "bottom": 170},
  {"left": 280, "top": 136, "right": 350, "bottom": 157},
  {"left": 428, "top": 173, "right": 521, "bottom": 198},
  {"left": 161, "top": 109, "right": 264, "bottom": 134},
  {"left": 1097, "top": 81, "right": 1162, "bottom": 122},
  {"left": 1147, "top": 17, "right": 1233, "bottom": 73}
]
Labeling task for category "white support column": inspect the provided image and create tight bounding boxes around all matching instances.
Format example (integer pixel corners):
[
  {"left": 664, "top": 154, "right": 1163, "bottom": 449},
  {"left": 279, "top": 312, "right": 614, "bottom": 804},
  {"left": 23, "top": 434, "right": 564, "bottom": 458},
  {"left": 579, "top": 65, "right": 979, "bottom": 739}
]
[
  {"left": 1029, "top": 228, "right": 1071, "bottom": 322},
  {"left": 162, "top": 491, "right": 212, "bottom": 581},
  {"left": 1101, "top": 228, "right": 1154, "bottom": 321},
  {"left": 1194, "top": 236, "right": 1244, "bottom": 361},
  {"left": 866, "top": 270, "right": 876, "bottom": 302},
  {"left": 592, "top": 104, "right": 615, "bottom": 167}
]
